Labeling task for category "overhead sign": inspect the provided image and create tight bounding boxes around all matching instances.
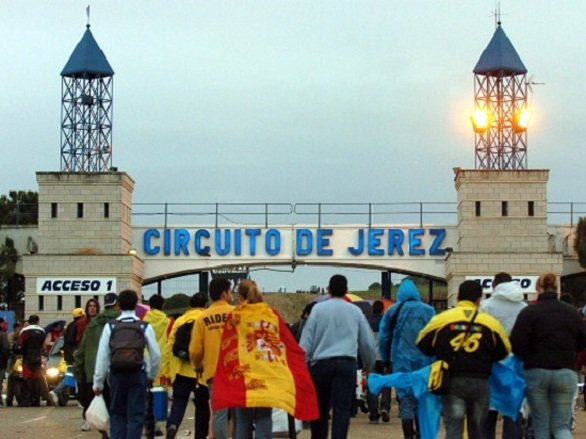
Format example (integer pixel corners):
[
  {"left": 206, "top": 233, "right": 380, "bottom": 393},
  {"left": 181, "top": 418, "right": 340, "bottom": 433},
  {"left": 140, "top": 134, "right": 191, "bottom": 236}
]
[
  {"left": 37, "top": 277, "right": 117, "bottom": 295},
  {"left": 142, "top": 227, "right": 448, "bottom": 258}
]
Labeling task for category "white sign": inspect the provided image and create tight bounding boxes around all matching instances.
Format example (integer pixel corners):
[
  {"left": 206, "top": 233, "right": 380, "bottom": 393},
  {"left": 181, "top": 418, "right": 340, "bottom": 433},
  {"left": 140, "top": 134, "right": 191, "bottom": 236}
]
[
  {"left": 465, "top": 276, "right": 538, "bottom": 294},
  {"left": 37, "top": 277, "right": 116, "bottom": 295}
]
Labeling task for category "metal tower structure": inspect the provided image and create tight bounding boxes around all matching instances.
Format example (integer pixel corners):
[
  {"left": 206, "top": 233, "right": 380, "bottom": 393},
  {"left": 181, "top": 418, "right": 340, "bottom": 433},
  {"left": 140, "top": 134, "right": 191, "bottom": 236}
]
[
  {"left": 472, "top": 23, "right": 530, "bottom": 170},
  {"left": 60, "top": 24, "right": 115, "bottom": 172}
]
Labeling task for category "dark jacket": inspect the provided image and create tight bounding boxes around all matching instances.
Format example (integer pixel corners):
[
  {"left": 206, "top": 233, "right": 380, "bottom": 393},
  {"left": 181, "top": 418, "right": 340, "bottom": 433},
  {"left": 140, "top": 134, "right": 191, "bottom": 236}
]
[
  {"left": 510, "top": 291, "right": 586, "bottom": 370},
  {"left": 18, "top": 324, "right": 46, "bottom": 369},
  {"left": 417, "top": 300, "right": 510, "bottom": 378}
]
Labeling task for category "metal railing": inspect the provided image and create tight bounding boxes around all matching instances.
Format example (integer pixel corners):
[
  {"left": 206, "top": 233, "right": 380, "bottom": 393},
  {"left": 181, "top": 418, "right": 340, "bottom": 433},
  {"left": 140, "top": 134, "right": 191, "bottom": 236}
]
[{"left": 1, "top": 201, "right": 585, "bottom": 228}]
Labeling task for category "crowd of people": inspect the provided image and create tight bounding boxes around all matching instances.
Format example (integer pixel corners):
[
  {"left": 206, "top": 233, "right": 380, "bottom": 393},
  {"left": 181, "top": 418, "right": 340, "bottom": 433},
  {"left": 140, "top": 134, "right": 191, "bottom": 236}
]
[{"left": 0, "top": 271, "right": 585, "bottom": 439}]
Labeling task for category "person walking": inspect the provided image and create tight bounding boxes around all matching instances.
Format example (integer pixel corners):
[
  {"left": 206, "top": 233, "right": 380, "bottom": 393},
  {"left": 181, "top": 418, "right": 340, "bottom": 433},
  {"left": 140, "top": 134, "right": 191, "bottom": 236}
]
[
  {"left": 510, "top": 272, "right": 586, "bottom": 439},
  {"left": 49, "top": 307, "right": 87, "bottom": 405},
  {"left": 213, "top": 279, "right": 318, "bottom": 439},
  {"left": 94, "top": 289, "right": 161, "bottom": 439},
  {"left": 17, "top": 315, "right": 46, "bottom": 406},
  {"left": 300, "top": 274, "right": 376, "bottom": 439},
  {"left": 73, "top": 293, "right": 119, "bottom": 432},
  {"left": 189, "top": 279, "right": 235, "bottom": 439},
  {"left": 379, "top": 279, "right": 435, "bottom": 438},
  {"left": 165, "top": 292, "right": 209, "bottom": 439},
  {"left": 365, "top": 300, "right": 391, "bottom": 424},
  {"left": 0, "top": 318, "right": 9, "bottom": 406},
  {"left": 417, "top": 280, "right": 510, "bottom": 439},
  {"left": 480, "top": 272, "right": 527, "bottom": 439},
  {"left": 143, "top": 294, "right": 170, "bottom": 385}
]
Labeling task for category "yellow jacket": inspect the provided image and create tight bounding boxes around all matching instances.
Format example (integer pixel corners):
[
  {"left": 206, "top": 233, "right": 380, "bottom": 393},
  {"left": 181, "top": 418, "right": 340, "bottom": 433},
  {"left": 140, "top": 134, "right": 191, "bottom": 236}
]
[
  {"left": 189, "top": 300, "right": 234, "bottom": 383},
  {"left": 165, "top": 307, "right": 205, "bottom": 383},
  {"left": 143, "top": 308, "right": 170, "bottom": 382}
]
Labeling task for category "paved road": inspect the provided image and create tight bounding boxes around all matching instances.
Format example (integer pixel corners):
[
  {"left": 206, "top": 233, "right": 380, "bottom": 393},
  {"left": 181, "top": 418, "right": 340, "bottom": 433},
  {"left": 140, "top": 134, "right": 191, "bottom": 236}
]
[{"left": 3, "top": 400, "right": 586, "bottom": 438}]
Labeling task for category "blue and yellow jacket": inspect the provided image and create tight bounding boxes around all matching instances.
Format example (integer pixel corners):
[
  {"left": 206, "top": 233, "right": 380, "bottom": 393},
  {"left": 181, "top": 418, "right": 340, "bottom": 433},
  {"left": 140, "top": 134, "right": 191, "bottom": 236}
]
[{"left": 416, "top": 301, "right": 510, "bottom": 378}]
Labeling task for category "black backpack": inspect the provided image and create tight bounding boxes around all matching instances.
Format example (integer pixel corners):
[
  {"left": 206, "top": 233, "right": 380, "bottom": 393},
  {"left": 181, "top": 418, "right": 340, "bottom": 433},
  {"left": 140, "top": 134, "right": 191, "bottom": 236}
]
[
  {"left": 172, "top": 319, "right": 195, "bottom": 361},
  {"left": 108, "top": 318, "right": 148, "bottom": 372}
]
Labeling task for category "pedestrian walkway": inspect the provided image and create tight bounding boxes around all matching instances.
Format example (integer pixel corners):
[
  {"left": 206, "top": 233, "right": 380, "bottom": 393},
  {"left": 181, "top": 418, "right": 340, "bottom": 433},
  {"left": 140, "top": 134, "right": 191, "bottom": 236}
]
[{"left": 3, "top": 396, "right": 586, "bottom": 438}]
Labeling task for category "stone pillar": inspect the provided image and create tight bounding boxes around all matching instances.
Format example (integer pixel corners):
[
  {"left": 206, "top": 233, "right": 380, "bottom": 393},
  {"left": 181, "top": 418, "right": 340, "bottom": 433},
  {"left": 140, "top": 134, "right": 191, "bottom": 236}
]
[
  {"left": 22, "top": 171, "right": 144, "bottom": 322},
  {"left": 445, "top": 168, "right": 562, "bottom": 304}
]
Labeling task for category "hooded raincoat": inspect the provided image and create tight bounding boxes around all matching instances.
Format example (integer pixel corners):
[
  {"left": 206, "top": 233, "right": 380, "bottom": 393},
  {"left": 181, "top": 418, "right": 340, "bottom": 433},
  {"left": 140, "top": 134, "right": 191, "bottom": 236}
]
[
  {"left": 479, "top": 281, "right": 527, "bottom": 335},
  {"left": 378, "top": 280, "right": 435, "bottom": 398},
  {"left": 143, "top": 308, "right": 170, "bottom": 383}
]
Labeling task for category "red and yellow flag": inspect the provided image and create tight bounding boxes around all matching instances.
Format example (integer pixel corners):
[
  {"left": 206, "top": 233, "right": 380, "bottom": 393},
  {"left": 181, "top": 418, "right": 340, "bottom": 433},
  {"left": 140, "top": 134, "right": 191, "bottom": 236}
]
[{"left": 211, "top": 302, "right": 319, "bottom": 421}]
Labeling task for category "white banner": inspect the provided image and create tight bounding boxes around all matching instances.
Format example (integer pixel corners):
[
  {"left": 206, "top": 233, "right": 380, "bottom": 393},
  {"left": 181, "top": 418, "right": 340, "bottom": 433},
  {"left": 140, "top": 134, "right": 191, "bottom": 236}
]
[
  {"left": 37, "top": 277, "right": 116, "bottom": 295},
  {"left": 465, "top": 276, "right": 539, "bottom": 294}
]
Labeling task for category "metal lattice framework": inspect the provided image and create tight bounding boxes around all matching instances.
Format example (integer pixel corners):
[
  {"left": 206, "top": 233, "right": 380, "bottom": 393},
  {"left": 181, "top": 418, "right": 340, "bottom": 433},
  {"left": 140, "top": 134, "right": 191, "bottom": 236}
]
[
  {"left": 474, "top": 72, "right": 528, "bottom": 170},
  {"left": 61, "top": 75, "right": 113, "bottom": 172}
]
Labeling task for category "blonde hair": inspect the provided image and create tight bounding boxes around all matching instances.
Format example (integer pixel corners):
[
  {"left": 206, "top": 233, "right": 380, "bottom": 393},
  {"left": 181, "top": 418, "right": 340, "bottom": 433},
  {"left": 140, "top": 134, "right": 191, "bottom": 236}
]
[
  {"left": 537, "top": 272, "right": 557, "bottom": 292},
  {"left": 237, "top": 279, "right": 264, "bottom": 304}
]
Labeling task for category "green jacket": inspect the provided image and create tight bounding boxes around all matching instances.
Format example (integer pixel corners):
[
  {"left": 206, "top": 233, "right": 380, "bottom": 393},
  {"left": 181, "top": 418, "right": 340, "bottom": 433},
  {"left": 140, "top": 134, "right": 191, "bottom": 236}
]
[{"left": 73, "top": 308, "right": 120, "bottom": 383}]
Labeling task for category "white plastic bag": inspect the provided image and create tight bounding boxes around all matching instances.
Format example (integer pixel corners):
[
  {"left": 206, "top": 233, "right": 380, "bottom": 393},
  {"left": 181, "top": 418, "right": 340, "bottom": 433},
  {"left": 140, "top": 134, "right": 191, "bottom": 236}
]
[
  {"left": 86, "top": 394, "right": 110, "bottom": 431},
  {"left": 272, "top": 408, "right": 302, "bottom": 437}
]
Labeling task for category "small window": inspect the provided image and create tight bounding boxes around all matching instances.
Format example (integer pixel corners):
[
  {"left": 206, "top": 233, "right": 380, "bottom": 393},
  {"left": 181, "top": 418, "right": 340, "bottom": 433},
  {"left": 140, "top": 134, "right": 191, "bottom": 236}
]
[
  {"left": 77, "top": 202, "right": 84, "bottom": 218},
  {"left": 38, "top": 295, "right": 44, "bottom": 311},
  {"left": 528, "top": 201, "right": 535, "bottom": 217},
  {"left": 51, "top": 203, "right": 58, "bottom": 218},
  {"left": 94, "top": 295, "right": 99, "bottom": 302},
  {"left": 57, "top": 295, "right": 63, "bottom": 311},
  {"left": 502, "top": 201, "right": 508, "bottom": 217},
  {"left": 75, "top": 295, "right": 81, "bottom": 308},
  {"left": 475, "top": 201, "right": 481, "bottom": 217},
  {"left": 104, "top": 202, "right": 110, "bottom": 218}
]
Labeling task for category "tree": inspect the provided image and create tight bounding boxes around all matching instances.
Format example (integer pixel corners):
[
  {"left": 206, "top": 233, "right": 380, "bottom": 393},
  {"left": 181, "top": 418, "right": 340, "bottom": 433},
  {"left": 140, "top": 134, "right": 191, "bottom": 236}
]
[
  {"left": 574, "top": 217, "right": 586, "bottom": 268},
  {"left": 0, "top": 190, "right": 38, "bottom": 225},
  {"left": 368, "top": 282, "right": 381, "bottom": 291},
  {"left": 0, "top": 238, "right": 21, "bottom": 304}
]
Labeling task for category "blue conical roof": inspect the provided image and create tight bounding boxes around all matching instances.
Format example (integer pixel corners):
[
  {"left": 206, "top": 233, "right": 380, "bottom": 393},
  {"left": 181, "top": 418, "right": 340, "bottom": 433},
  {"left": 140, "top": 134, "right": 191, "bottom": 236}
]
[
  {"left": 61, "top": 26, "right": 114, "bottom": 78},
  {"left": 473, "top": 25, "right": 527, "bottom": 76}
]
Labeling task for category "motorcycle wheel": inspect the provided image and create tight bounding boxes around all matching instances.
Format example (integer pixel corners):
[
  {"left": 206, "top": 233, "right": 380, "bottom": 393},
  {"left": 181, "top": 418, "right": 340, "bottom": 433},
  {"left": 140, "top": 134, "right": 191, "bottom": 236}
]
[
  {"left": 58, "top": 391, "right": 69, "bottom": 407},
  {"left": 14, "top": 380, "right": 29, "bottom": 407}
]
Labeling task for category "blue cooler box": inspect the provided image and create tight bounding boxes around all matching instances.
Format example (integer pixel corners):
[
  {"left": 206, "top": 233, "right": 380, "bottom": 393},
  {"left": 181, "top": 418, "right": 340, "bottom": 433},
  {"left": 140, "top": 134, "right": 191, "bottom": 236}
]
[
  {"left": 63, "top": 371, "right": 77, "bottom": 388},
  {"left": 151, "top": 387, "right": 167, "bottom": 421}
]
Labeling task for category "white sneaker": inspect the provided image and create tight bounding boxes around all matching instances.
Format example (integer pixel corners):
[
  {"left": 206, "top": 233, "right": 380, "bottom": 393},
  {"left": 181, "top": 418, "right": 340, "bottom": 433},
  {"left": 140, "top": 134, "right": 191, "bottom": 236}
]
[
  {"left": 81, "top": 420, "right": 90, "bottom": 431},
  {"left": 49, "top": 391, "right": 59, "bottom": 406}
]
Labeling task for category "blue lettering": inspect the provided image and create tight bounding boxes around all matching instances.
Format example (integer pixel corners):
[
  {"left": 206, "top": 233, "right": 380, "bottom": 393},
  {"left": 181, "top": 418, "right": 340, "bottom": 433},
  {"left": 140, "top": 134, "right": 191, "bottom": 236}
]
[
  {"left": 388, "top": 229, "right": 405, "bottom": 256},
  {"left": 245, "top": 229, "right": 261, "bottom": 256},
  {"left": 91, "top": 280, "right": 100, "bottom": 291},
  {"left": 348, "top": 229, "right": 364, "bottom": 256},
  {"left": 408, "top": 229, "right": 425, "bottom": 256},
  {"left": 296, "top": 229, "right": 313, "bottom": 256},
  {"left": 316, "top": 229, "right": 333, "bottom": 256},
  {"left": 81, "top": 280, "right": 91, "bottom": 291},
  {"left": 429, "top": 229, "right": 446, "bottom": 256},
  {"left": 265, "top": 229, "right": 281, "bottom": 256},
  {"left": 163, "top": 229, "right": 171, "bottom": 256},
  {"left": 195, "top": 229, "right": 211, "bottom": 255},
  {"left": 234, "top": 229, "right": 242, "bottom": 256},
  {"left": 174, "top": 229, "right": 190, "bottom": 255},
  {"left": 215, "top": 229, "right": 231, "bottom": 256},
  {"left": 143, "top": 229, "right": 160, "bottom": 255},
  {"left": 368, "top": 228, "right": 384, "bottom": 256}
]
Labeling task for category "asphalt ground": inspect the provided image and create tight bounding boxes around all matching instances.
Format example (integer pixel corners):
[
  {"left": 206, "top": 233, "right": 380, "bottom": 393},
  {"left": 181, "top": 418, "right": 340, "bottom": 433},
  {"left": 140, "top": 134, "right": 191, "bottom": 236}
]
[{"left": 3, "top": 396, "right": 586, "bottom": 438}]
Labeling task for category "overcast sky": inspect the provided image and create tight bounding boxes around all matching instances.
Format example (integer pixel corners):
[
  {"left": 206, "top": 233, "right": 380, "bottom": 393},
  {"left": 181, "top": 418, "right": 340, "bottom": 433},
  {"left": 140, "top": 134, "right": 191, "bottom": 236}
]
[{"left": 2, "top": 1, "right": 585, "bottom": 292}]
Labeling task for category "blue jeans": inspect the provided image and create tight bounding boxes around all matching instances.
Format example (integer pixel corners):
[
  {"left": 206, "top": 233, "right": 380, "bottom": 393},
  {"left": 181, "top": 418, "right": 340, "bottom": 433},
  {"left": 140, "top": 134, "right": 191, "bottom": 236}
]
[
  {"left": 366, "top": 361, "right": 391, "bottom": 420},
  {"left": 208, "top": 379, "right": 230, "bottom": 439},
  {"left": 167, "top": 374, "right": 210, "bottom": 439},
  {"left": 109, "top": 370, "right": 148, "bottom": 439},
  {"left": 442, "top": 376, "right": 489, "bottom": 439},
  {"left": 234, "top": 407, "right": 272, "bottom": 439},
  {"left": 524, "top": 368, "right": 577, "bottom": 439},
  {"left": 310, "top": 356, "right": 357, "bottom": 439}
]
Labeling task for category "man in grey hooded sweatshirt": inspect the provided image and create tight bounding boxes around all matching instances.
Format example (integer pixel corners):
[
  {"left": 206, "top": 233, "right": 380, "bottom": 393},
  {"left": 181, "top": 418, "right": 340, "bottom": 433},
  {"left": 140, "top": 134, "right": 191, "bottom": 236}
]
[{"left": 480, "top": 272, "right": 526, "bottom": 439}]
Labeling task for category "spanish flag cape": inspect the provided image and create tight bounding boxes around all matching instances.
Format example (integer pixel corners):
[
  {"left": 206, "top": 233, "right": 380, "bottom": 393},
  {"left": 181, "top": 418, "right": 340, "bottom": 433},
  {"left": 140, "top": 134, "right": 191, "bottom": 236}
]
[{"left": 212, "top": 301, "right": 319, "bottom": 421}]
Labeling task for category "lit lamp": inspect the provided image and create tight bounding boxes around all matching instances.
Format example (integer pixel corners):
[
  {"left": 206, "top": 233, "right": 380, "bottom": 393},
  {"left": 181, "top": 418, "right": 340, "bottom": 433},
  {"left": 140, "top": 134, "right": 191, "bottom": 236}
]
[
  {"left": 513, "top": 108, "right": 532, "bottom": 132},
  {"left": 128, "top": 249, "right": 137, "bottom": 256},
  {"left": 470, "top": 109, "right": 490, "bottom": 133}
]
